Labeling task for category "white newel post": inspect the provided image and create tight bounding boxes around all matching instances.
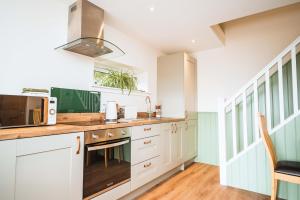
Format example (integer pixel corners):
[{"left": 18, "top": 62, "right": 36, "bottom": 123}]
[{"left": 218, "top": 98, "right": 227, "bottom": 185}]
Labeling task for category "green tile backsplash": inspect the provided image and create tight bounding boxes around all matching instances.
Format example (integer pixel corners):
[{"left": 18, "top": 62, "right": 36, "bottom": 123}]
[{"left": 51, "top": 87, "right": 101, "bottom": 113}]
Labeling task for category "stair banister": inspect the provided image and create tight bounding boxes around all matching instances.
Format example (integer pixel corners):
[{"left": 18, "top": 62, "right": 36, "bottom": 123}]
[
  {"left": 242, "top": 92, "right": 248, "bottom": 148},
  {"left": 265, "top": 71, "right": 272, "bottom": 130},
  {"left": 232, "top": 102, "right": 237, "bottom": 156},
  {"left": 278, "top": 59, "right": 285, "bottom": 123},
  {"left": 291, "top": 47, "right": 299, "bottom": 113},
  {"left": 253, "top": 80, "right": 260, "bottom": 141},
  {"left": 218, "top": 36, "right": 300, "bottom": 186}
]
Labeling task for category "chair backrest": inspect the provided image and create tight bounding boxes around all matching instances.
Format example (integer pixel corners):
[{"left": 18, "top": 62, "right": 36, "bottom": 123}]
[{"left": 258, "top": 113, "right": 277, "bottom": 170}]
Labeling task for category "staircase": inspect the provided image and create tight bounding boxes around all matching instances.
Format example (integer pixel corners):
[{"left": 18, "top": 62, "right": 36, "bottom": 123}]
[{"left": 218, "top": 36, "right": 300, "bottom": 199}]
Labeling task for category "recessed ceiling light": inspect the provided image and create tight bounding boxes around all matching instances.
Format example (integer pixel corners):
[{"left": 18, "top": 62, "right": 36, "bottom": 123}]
[
  {"left": 191, "top": 39, "right": 196, "bottom": 44},
  {"left": 149, "top": 6, "right": 155, "bottom": 12}
]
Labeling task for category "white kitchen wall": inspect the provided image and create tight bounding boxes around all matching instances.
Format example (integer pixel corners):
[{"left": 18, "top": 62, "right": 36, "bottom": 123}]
[
  {"left": 195, "top": 4, "right": 300, "bottom": 112},
  {"left": 0, "top": 0, "right": 160, "bottom": 112}
]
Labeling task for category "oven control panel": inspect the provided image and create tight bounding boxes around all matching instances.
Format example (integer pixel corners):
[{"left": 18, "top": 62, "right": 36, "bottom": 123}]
[{"left": 85, "top": 128, "right": 131, "bottom": 144}]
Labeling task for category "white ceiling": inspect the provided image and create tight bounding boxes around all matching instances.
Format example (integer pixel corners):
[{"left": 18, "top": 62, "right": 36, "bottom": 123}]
[{"left": 90, "top": 0, "right": 300, "bottom": 53}]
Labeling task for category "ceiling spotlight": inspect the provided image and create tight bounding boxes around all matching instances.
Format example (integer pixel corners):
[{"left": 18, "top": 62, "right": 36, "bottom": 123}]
[
  {"left": 191, "top": 39, "right": 196, "bottom": 44},
  {"left": 149, "top": 6, "right": 155, "bottom": 12}
]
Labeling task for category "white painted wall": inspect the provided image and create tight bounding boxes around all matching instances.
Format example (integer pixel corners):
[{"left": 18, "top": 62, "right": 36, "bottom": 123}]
[
  {"left": 196, "top": 4, "right": 300, "bottom": 112},
  {"left": 0, "top": 0, "right": 160, "bottom": 112}
]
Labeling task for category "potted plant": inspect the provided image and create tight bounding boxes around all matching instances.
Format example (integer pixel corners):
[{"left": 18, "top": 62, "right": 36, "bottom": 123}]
[{"left": 95, "top": 69, "right": 138, "bottom": 95}]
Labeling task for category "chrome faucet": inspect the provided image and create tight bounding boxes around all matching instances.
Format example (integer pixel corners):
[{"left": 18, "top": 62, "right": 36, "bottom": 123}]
[{"left": 145, "top": 96, "right": 152, "bottom": 118}]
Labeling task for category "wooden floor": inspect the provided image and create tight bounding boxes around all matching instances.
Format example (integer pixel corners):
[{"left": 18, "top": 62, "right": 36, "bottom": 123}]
[{"left": 137, "top": 163, "right": 269, "bottom": 200}]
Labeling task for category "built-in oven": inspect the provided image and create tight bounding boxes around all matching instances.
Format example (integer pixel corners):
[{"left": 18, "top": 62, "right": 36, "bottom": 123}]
[{"left": 83, "top": 128, "right": 131, "bottom": 200}]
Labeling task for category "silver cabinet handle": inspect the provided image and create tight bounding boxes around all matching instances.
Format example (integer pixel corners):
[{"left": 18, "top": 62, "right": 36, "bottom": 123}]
[
  {"left": 121, "top": 130, "right": 127, "bottom": 135},
  {"left": 144, "top": 162, "right": 152, "bottom": 168},
  {"left": 144, "top": 127, "right": 152, "bottom": 131},
  {"left": 107, "top": 132, "right": 113, "bottom": 137},
  {"left": 175, "top": 123, "right": 178, "bottom": 133},
  {"left": 92, "top": 134, "right": 99, "bottom": 139},
  {"left": 144, "top": 140, "right": 152, "bottom": 145},
  {"left": 76, "top": 136, "right": 81, "bottom": 155}
]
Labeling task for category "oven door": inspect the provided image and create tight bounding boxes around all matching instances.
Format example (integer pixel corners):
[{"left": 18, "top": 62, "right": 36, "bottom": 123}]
[{"left": 83, "top": 138, "right": 131, "bottom": 199}]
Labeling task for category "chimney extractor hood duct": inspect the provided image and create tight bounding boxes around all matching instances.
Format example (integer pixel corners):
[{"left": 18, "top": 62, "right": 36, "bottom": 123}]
[{"left": 55, "top": 0, "right": 125, "bottom": 58}]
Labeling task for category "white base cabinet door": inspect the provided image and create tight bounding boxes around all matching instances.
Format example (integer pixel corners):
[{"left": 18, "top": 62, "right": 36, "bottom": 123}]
[
  {"left": 171, "top": 122, "right": 183, "bottom": 167},
  {"left": 0, "top": 140, "right": 17, "bottom": 200},
  {"left": 159, "top": 123, "right": 173, "bottom": 174},
  {"left": 160, "top": 122, "right": 183, "bottom": 174},
  {"left": 183, "top": 120, "right": 197, "bottom": 162},
  {"left": 14, "top": 132, "right": 84, "bottom": 200}
]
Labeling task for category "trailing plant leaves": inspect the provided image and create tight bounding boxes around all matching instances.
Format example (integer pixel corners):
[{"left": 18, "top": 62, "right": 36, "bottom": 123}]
[{"left": 95, "top": 69, "right": 137, "bottom": 95}]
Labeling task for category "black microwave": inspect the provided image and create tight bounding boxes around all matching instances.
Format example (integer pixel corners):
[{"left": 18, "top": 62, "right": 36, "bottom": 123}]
[{"left": 0, "top": 95, "right": 57, "bottom": 129}]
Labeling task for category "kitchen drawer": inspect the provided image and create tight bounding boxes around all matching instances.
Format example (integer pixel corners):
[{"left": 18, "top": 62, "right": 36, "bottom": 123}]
[
  {"left": 131, "top": 124, "right": 160, "bottom": 140},
  {"left": 131, "top": 156, "right": 160, "bottom": 191},
  {"left": 131, "top": 136, "right": 160, "bottom": 165}
]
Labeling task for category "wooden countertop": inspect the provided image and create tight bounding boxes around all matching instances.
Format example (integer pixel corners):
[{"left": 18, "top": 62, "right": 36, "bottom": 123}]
[{"left": 0, "top": 118, "right": 184, "bottom": 141}]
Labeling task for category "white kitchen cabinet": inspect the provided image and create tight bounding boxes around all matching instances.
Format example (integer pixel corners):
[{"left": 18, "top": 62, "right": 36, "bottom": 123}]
[
  {"left": 0, "top": 132, "right": 84, "bottom": 200},
  {"left": 0, "top": 139, "right": 16, "bottom": 200},
  {"left": 131, "top": 124, "right": 161, "bottom": 191},
  {"left": 158, "top": 52, "right": 197, "bottom": 118},
  {"left": 14, "top": 132, "right": 84, "bottom": 200},
  {"left": 131, "top": 156, "right": 160, "bottom": 191},
  {"left": 159, "top": 123, "right": 173, "bottom": 173},
  {"left": 183, "top": 119, "right": 198, "bottom": 162},
  {"left": 131, "top": 135, "right": 160, "bottom": 165},
  {"left": 160, "top": 122, "right": 183, "bottom": 174},
  {"left": 131, "top": 124, "right": 160, "bottom": 140},
  {"left": 171, "top": 122, "right": 183, "bottom": 166}
]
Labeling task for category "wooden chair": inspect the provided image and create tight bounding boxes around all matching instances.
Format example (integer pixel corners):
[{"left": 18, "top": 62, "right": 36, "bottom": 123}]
[{"left": 258, "top": 113, "right": 300, "bottom": 200}]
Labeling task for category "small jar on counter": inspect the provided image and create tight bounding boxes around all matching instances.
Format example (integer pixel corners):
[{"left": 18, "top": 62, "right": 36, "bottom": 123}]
[{"left": 155, "top": 105, "right": 161, "bottom": 118}]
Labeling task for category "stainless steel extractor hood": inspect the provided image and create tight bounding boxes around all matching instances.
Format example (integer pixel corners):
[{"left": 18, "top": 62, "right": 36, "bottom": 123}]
[{"left": 55, "top": 0, "right": 125, "bottom": 58}]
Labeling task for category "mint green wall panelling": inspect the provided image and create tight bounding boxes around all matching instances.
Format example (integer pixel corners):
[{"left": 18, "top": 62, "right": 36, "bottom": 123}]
[
  {"left": 239, "top": 153, "right": 248, "bottom": 190},
  {"left": 256, "top": 143, "right": 267, "bottom": 194},
  {"left": 246, "top": 93, "right": 255, "bottom": 145},
  {"left": 225, "top": 54, "right": 300, "bottom": 199},
  {"left": 197, "top": 112, "right": 219, "bottom": 165},
  {"left": 198, "top": 112, "right": 208, "bottom": 163},
  {"left": 265, "top": 143, "right": 271, "bottom": 195},
  {"left": 270, "top": 72, "right": 280, "bottom": 128},
  {"left": 280, "top": 120, "right": 299, "bottom": 200},
  {"left": 285, "top": 120, "right": 297, "bottom": 160},
  {"left": 247, "top": 147, "right": 257, "bottom": 192},
  {"left": 282, "top": 61, "right": 294, "bottom": 118},
  {"left": 232, "top": 160, "right": 239, "bottom": 188},
  {"left": 225, "top": 111, "right": 234, "bottom": 161},
  {"left": 226, "top": 115, "right": 300, "bottom": 199},
  {"left": 227, "top": 163, "right": 233, "bottom": 186},
  {"left": 236, "top": 103, "right": 244, "bottom": 153},
  {"left": 210, "top": 113, "right": 219, "bottom": 165}
]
